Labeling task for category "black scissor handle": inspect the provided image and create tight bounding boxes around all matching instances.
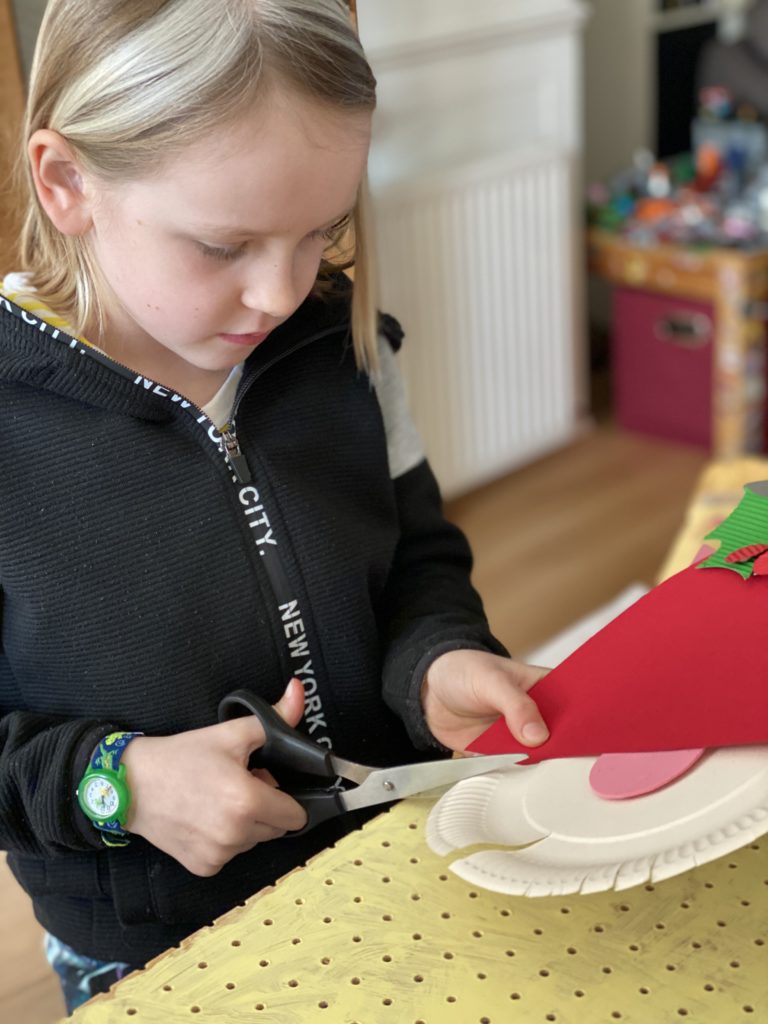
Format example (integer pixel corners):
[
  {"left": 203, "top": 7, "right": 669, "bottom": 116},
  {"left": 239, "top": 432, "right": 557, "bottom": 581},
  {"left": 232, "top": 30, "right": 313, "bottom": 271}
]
[
  {"left": 217, "top": 689, "right": 346, "bottom": 835},
  {"left": 217, "top": 689, "right": 334, "bottom": 778}
]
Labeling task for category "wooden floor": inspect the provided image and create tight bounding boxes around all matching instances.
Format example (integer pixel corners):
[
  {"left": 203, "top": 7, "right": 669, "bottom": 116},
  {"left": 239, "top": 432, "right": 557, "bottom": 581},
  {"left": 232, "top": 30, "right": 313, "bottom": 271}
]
[{"left": 0, "top": 420, "right": 709, "bottom": 1023}]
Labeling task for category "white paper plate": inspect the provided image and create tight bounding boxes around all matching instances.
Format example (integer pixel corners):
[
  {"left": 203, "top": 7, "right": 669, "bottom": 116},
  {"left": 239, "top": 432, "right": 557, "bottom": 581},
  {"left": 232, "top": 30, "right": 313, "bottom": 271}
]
[{"left": 425, "top": 746, "right": 768, "bottom": 895}]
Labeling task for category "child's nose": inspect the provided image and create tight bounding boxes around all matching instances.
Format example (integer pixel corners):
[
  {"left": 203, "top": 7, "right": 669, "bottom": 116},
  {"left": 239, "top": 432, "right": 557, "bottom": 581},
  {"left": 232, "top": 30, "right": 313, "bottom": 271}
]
[{"left": 240, "top": 257, "right": 299, "bottom": 321}]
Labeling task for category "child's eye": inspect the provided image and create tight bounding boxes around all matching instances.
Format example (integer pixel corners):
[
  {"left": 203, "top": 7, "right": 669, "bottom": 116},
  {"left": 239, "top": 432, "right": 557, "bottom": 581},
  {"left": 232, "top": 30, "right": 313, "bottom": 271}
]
[
  {"left": 197, "top": 241, "right": 246, "bottom": 262},
  {"left": 312, "top": 214, "right": 352, "bottom": 243}
]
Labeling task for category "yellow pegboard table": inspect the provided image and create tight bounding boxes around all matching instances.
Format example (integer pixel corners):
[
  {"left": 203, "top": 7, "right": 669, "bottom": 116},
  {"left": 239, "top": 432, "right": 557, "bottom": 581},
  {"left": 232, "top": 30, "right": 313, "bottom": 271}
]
[
  {"left": 65, "top": 798, "right": 767, "bottom": 1023},
  {"left": 67, "top": 459, "right": 768, "bottom": 1024}
]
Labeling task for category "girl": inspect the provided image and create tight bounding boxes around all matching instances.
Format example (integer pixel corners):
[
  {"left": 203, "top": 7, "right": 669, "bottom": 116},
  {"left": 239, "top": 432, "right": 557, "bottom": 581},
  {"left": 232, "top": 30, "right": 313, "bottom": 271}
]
[{"left": 0, "top": 0, "right": 549, "bottom": 1012}]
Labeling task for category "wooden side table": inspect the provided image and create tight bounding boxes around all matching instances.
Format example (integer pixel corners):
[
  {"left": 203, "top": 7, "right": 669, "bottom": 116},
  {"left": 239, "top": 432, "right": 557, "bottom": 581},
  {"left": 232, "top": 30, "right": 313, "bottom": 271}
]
[
  {"left": 65, "top": 460, "right": 768, "bottom": 1024},
  {"left": 588, "top": 228, "right": 768, "bottom": 458}
]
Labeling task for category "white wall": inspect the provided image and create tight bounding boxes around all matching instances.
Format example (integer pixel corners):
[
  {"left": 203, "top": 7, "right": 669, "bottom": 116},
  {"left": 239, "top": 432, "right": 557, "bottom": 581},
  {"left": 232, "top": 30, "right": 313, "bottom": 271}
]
[{"left": 11, "top": 0, "right": 47, "bottom": 78}]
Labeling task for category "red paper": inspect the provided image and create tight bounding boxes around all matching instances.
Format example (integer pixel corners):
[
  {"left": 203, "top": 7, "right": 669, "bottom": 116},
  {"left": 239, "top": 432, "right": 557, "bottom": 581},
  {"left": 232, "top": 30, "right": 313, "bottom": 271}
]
[{"left": 469, "top": 565, "right": 768, "bottom": 761}]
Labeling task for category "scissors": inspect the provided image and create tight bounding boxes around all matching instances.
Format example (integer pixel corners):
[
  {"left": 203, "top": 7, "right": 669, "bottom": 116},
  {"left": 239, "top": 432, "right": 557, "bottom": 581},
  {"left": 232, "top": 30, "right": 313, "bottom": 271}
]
[{"left": 218, "top": 689, "right": 527, "bottom": 836}]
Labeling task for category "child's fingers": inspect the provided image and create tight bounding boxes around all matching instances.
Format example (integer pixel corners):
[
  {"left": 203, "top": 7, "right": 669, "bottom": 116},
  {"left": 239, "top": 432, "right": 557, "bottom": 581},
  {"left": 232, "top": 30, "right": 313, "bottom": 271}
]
[{"left": 490, "top": 673, "right": 549, "bottom": 746}]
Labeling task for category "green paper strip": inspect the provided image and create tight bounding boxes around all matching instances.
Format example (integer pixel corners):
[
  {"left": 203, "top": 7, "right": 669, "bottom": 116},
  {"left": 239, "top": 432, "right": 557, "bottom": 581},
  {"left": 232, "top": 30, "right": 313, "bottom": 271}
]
[{"left": 699, "top": 485, "right": 768, "bottom": 578}]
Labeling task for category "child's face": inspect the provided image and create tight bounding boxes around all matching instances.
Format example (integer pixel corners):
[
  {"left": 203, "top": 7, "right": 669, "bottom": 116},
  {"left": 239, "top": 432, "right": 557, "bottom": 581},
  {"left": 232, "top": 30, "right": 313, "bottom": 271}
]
[{"left": 86, "top": 90, "right": 371, "bottom": 372}]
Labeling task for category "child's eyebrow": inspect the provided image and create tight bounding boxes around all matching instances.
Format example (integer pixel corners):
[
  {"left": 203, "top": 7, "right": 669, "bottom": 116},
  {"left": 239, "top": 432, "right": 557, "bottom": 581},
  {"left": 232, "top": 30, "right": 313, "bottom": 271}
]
[{"left": 188, "top": 207, "right": 354, "bottom": 239}]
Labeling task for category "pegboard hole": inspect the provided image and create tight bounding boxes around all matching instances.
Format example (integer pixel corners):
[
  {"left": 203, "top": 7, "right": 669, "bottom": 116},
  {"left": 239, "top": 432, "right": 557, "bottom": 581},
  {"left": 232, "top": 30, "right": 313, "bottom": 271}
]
[
  {"left": 126, "top": 1011, "right": 137, "bottom": 1017},
  {"left": 730, "top": 961, "right": 741, "bottom": 969},
  {"left": 506, "top": 950, "right": 516, "bottom": 958},
  {"left": 254, "top": 1005, "right": 265, "bottom": 1012},
  {"left": 225, "top": 983, "right": 236, "bottom": 991},
  {"left": 197, "top": 962, "right": 208, "bottom": 969},
  {"left": 717, "top": 921, "right": 727, "bottom": 928},
  {"left": 628, "top": 944, "right": 639, "bottom": 952},
  {"left": 480, "top": 1018, "right": 491, "bottom": 1023},
  {"left": 288, "top": 979, "right": 299, "bottom": 988},
  {"left": 443, "top": 952, "right": 454, "bottom": 960},
  {"left": 655, "top": 923, "right": 666, "bottom": 931},
  {"left": 381, "top": 840, "right": 391, "bottom": 847},
  {"left": 447, "top": 996, "right": 457, "bottom": 1003},
  {"left": 413, "top": 933, "right": 423, "bottom": 941},
  {"left": 477, "top": 972, "right": 487, "bottom": 981},
  {"left": 190, "top": 1008, "right": 201, "bottom": 1015},
  {"left": 230, "top": 940, "right": 241, "bottom": 947},
  {"left": 473, "top": 930, "right": 483, "bottom": 938},
  {"left": 680, "top": 902, "right": 691, "bottom": 909},
  {"left": 611, "top": 1014, "right": 622, "bottom": 1020},
  {"left": 321, "top": 957, "right": 331, "bottom": 966},
  {"left": 353, "top": 860, "right": 363, "bottom": 867},
  {"left": 413, "top": 975, "right": 424, "bottom": 983},
  {"left": 351, "top": 978, "right": 361, "bottom": 986},
  {"left": 741, "top": 900, "right": 751, "bottom": 907},
  {"left": 567, "top": 947, "right": 577, "bottom": 955},
  {"left": 410, "top": 894, "right": 421, "bottom": 901},
  {"left": 468, "top": 891, "right": 479, "bottom": 899},
  {"left": 352, "top": 935, "right": 362, "bottom": 943},
  {"left": 324, "top": 878, "right": 334, "bottom": 886},
  {"left": 533, "top": 928, "right": 544, "bottom": 936},
  {"left": 383, "top": 998, "right": 393, "bottom": 1006},
  {"left": 574, "top": 990, "right": 585, "bottom": 999},
  {"left": 602, "top": 967, "right": 613, "bottom": 975},
  {"left": 441, "top": 912, "right": 451, "bottom": 920},
  {"left": 162, "top": 985, "right": 173, "bottom": 992},
  {"left": 383, "top": 914, "right": 393, "bottom": 922},
  {"left": 263, "top": 919, "right": 273, "bottom": 926},
  {"left": 666, "top": 964, "right": 677, "bottom": 972},
  {"left": 691, "top": 942, "right": 702, "bottom": 950},
  {"left": 295, "top": 897, "right": 305, "bottom": 904},
  {"left": 382, "top": 955, "right": 393, "bottom": 963},
  {"left": 618, "top": 904, "right": 630, "bottom": 912},
  {"left": 546, "top": 1016, "right": 556, "bottom": 1022},
  {"left": 594, "top": 925, "right": 605, "bottom": 933},
  {"left": 259, "top": 960, "right": 269, "bottom": 968},
  {"left": 499, "top": 909, "right": 511, "bottom": 918},
  {"left": 510, "top": 993, "right": 522, "bottom": 1000},
  {"left": 353, "top": 896, "right": 362, "bottom": 904},
  {"left": 678, "top": 1011, "right": 689, "bottom": 1017},
  {"left": 755, "top": 939, "right": 765, "bottom": 946},
  {"left": 744, "top": 1006, "right": 755, "bottom": 1014},
  {"left": 381, "top": 876, "right": 391, "bottom": 884},
  {"left": 704, "top": 985, "right": 715, "bottom": 993},
  {"left": 318, "top": 1001, "right": 329, "bottom": 1010},
  {"left": 560, "top": 906, "right": 571, "bottom": 914},
  {"left": 292, "top": 937, "right": 301, "bottom": 945},
  {"left": 639, "top": 988, "right": 650, "bottom": 995},
  {"left": 539, "top": 969, "right": 550, "bottom": 978}
]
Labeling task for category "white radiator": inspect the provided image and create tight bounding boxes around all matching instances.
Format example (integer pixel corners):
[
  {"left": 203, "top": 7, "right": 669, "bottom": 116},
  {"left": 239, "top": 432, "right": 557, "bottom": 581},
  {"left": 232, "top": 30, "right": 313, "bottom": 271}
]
[{"left": 373, "top": 148, "right": 585, "bottom": 498}]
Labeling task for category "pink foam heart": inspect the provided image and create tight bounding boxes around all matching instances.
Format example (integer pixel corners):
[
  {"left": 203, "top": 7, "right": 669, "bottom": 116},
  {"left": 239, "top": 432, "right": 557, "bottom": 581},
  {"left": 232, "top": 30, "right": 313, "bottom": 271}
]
[{"left": 589, "top": 748, "right": 705, "bottom": 800}]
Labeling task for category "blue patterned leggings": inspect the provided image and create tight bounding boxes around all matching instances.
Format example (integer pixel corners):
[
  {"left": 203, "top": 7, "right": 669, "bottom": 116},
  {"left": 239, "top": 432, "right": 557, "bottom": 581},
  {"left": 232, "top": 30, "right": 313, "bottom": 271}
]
[{"left": 45, "top": 932, "right": 138, "bottom": 1015}]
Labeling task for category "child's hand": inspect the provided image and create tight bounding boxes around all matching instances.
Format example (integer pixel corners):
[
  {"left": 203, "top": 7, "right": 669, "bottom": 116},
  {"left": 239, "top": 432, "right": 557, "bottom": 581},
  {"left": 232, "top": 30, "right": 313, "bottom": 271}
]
[
  {"left": 121, "top": 679, "right": 308, "bottom": 877},
  {"left": 421, "top": 649, "right": 550, "bottom": 752}
]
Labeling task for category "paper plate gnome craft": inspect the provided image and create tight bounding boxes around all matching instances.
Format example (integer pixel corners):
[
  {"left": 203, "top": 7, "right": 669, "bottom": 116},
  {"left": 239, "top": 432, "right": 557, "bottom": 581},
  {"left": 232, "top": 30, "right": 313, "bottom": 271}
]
[{"left": 426, "top": 482, "right": 768, "bottom": 896}]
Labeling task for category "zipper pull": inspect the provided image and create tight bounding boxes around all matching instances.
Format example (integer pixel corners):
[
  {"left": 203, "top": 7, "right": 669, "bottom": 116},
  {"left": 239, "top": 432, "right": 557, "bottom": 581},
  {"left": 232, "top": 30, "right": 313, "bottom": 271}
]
[{"left": 221, "top": 424, "right": 252, "bottom": 483}]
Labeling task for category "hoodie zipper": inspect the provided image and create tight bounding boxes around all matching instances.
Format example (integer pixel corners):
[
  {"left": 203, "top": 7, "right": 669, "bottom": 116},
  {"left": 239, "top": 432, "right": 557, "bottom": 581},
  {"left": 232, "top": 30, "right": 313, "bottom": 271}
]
[{"left": 221, "top": 324, "right": 350, "bottom": 483}]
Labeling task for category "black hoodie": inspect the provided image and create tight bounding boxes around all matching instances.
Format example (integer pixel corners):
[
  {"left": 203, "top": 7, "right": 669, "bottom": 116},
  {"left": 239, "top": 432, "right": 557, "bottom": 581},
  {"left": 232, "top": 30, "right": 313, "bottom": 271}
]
[{"left": 0, "top": 280, "right": 506, "bottom": 963}]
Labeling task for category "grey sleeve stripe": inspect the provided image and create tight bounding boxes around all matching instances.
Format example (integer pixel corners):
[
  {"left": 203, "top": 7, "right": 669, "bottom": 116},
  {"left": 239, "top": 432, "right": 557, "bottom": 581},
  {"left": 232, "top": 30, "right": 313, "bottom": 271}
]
[{"left": 373, "top": 334, "right": 426, "bottom": 480}]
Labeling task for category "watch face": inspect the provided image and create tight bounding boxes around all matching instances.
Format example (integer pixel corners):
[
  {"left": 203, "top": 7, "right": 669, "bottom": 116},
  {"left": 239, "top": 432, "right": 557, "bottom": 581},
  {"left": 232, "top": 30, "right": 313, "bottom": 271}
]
[{"left": 82, "top": 775, "right": 120, "bottom": 819}]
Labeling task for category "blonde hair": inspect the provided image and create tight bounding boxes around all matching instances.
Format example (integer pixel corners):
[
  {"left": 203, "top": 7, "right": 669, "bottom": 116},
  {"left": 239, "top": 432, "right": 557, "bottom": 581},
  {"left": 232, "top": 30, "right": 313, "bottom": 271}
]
[{"left": 19, "top": 0, "right": 379, "bottom": 368}]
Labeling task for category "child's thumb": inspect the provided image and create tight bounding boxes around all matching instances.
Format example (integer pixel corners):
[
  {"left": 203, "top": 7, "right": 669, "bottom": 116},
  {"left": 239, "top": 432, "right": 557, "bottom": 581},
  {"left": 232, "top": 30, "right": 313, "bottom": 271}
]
[{"left": 272, "top": 677, "right": 305, "bottom": 728}]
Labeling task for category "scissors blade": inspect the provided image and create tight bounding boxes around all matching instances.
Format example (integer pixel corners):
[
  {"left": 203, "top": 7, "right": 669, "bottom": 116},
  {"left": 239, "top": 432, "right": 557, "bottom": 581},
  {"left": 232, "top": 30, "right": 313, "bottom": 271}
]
[{"left": 340, "top": 753, "right": 528, "bottom": 812}]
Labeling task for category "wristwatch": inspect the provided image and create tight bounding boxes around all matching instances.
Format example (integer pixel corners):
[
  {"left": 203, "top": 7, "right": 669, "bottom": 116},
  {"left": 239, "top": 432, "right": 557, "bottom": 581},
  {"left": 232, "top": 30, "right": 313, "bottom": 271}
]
[{"left": 77, "top": 731, "right": 143, "bottom": 847}]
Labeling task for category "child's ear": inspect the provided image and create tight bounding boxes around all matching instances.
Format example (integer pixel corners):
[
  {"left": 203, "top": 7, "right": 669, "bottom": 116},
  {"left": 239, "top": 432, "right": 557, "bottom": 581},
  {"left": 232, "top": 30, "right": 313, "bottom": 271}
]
[{"left": 28, "top": 129, "right": 94, "bottom": 236}]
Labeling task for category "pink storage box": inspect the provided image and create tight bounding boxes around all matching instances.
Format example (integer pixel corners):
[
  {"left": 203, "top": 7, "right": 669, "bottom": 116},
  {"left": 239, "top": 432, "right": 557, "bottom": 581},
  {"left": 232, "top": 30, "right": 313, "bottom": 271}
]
[{"left": 612, "top": 286, "right": 714, "bottom": 448}]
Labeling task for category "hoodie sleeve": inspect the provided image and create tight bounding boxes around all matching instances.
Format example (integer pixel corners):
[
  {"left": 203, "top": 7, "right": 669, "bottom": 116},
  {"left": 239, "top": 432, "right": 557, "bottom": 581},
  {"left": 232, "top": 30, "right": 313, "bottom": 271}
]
[
  {"left": 0, "top": 658, "right": 120, "bottom": 854},
  {"left": 372, "top": 335, "right": 509, "bottom": 750}
]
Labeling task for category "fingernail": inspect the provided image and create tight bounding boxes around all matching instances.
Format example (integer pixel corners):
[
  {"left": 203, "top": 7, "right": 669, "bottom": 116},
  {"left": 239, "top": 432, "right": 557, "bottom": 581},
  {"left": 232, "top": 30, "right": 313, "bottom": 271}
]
[{"left": 522, "top": 722, "right": 549, "bottom": 744}]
